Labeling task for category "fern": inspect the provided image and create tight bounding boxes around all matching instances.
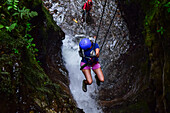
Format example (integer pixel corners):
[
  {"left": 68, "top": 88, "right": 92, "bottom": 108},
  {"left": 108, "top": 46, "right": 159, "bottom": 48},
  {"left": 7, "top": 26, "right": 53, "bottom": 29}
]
[
  {"left": 7, "top": 0, "right": 19, "bottom": 10},
  {"left": 17, "top": 7, "right": 38, "bottom": 19}
]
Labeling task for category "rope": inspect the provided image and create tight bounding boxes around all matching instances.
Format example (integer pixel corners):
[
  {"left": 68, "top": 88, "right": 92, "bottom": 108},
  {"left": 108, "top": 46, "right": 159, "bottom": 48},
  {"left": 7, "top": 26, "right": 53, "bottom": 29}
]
[
  {"left": 100, "top": 5, "right": 118, "bottom": 52},
  {"left": 94, "top": 0, "right": 118, "bottom": 54},
  {"left": 83, "top": 2, "right": 88, "bottom": 36},
  {"left": 85, "top": 10, "right": 87, "bottom": 36},
  {"left": 95, "top": 0, "right": 107, "bottom": 45}
]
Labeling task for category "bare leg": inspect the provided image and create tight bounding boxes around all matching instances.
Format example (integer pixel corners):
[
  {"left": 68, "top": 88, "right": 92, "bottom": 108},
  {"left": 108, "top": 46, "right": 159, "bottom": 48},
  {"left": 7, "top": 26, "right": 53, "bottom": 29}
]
[
  {"left": 93, "top": 68, "right": 104, "bottom": 82},
  {"left": 82, "top": 69, "right": 93, "bottom": 85}
]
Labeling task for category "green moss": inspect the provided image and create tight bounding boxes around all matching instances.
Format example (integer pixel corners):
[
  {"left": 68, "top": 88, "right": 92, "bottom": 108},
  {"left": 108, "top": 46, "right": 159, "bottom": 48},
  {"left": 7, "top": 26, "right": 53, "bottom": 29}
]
[
  {"left": 0, "top": 31, "right": 21, "bottom": 96},
  {"left": 0, "top": 0, "right": 74, "bottom": 112},
  {"left": 142, "top": 0, "right": 170, "bottom": 112},
  {"left": 0, "top": 30, "right": 68, "bottom": 110},
  {"left": 119, "top": 0, "right": 170, "bottom": 112},
  {"left": 20, "top": 0, "right": 42, "bottom": 9},
  {"left": 32, "top": 0, "right": 42, "bottom": 8},
  {"left": 42, "top": 6, "right": 61, "bottom": 31}
]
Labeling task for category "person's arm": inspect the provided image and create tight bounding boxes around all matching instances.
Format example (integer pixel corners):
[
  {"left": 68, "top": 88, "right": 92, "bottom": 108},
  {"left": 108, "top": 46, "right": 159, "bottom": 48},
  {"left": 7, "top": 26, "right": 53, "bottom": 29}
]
[
  {"left": 83, "top": 3, "right": 86, "bottom": 10},
  {"left": 94, "top": 36, "right": 99, "bottom": 57},
  {"left": 95, "top": 48, "right": 100, "bottom": 57}
]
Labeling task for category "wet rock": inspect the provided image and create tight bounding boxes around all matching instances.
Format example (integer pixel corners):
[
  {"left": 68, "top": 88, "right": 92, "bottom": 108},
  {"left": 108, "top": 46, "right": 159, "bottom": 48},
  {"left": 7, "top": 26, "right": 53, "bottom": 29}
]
[
  {"left": 52, "top": 0, "right": 59, "bottom": 3},
  {"left": 44, "top": 2, "right": 52, "bottom": 8},
  {"left": 53, "top": 9, "right": 58, "bottom": 14},
  {"left": 29, "top": 1, "right": 82, "bottom": 112}
]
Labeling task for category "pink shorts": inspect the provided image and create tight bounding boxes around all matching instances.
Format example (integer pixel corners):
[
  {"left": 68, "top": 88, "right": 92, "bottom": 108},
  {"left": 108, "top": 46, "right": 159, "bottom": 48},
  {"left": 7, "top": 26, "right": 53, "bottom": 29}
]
[{"left": 80, "top": 62, "right": 101, "bottom": 70}]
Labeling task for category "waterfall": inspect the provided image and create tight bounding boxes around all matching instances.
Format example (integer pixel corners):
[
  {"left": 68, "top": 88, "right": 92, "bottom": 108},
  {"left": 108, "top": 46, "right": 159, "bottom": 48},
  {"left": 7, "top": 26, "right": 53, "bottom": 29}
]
[
  {"left": 44, "top": 0, "right": 129, "bottom": 112},
  {"left": 62, "top": 35, "right": 103, "bottom": 113}
]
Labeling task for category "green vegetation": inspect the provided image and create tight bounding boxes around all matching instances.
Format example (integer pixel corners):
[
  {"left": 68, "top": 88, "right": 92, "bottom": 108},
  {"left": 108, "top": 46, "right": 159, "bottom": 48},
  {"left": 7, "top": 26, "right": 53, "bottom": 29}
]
[
  {"left": 0, "top": 0, "right": 77, "bottom": 112},
  {"left": 0, "top": 0, "right": 38, "bottom": 55},
  {"left": 113, "top": 0, "right": 170, "bottom": 112},
  {"left": 143, "top": 0, "right": 169, "bottom": 47},
  {"left": 124, "top": 0, "right": 169, "bottom": 112},
  {"left": 143, "top": 1, "right": 170, "bottom": 113}
]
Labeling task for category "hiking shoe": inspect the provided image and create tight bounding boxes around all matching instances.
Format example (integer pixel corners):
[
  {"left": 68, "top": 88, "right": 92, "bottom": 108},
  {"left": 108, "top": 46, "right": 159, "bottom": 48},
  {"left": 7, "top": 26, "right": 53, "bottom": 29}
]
[
  {"left": 82, "top": 80, "right": 87, "bottom": 92},
  {"left": 95, "top": 75, "right": 100, "bottom": 86}
]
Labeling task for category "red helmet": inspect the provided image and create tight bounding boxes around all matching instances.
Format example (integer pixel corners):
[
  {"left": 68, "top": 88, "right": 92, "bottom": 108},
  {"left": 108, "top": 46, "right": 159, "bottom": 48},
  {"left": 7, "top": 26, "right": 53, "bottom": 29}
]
[{"left": 88, "top": 0, "right": 92, "bottom": 3}]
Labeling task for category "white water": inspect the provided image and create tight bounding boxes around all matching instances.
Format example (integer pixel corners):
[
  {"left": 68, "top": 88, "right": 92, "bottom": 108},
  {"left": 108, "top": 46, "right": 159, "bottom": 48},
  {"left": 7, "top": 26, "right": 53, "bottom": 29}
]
[{"left": 62, "top": 35, "right": 103, "bottom": 113}]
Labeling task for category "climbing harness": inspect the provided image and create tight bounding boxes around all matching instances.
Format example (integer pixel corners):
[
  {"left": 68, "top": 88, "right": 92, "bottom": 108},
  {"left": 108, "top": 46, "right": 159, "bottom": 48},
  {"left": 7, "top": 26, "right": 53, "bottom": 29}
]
[{"left": 80, "top": 57, "right": 98, "bottom": 70}]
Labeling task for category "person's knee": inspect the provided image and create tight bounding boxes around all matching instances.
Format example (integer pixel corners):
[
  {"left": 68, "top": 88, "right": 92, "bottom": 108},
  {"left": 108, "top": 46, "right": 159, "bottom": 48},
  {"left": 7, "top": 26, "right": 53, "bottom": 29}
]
[
  {"left": 87, "top": 79, "right": 93, "bottom": 85},
  {"left": 99, "top": 77, "right": 104, "bottom": 82}
]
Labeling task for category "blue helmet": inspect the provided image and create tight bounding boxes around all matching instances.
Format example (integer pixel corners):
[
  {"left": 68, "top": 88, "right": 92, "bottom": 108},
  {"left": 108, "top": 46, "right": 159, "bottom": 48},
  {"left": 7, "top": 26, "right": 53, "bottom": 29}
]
[{"left": 79, "top": 38, "right": 91, "bottom": 50}]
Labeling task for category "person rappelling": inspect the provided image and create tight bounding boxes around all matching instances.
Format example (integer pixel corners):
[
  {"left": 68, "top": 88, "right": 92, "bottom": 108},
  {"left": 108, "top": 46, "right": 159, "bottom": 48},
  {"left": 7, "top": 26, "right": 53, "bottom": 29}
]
[
  {"left": 79, "top": 37, "right": 104, "bottom": 92},
  {"left": 81, "top": 0, "right": 93, "bottom": 22}
]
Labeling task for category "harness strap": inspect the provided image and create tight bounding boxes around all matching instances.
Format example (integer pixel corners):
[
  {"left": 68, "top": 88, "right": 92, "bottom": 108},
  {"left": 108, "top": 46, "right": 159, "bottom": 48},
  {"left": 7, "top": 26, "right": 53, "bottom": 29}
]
[
  {"left": 80, "top": 63, "right": 89, "bottom": 70},
  {"left": 80, "top": 60, "right": 99, "bottom": 70}
]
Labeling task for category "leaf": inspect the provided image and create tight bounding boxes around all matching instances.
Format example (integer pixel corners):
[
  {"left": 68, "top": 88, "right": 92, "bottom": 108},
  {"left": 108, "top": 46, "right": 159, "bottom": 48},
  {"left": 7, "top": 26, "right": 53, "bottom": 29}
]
[
  {"left": 161, "top": 31, "right": 164, "bottom": 35},
  {"left": 26, "top": 23, "right": 31, "bottom": 30},
  {"left": 34, "top": 48, "right": 39, "bottom": 52},
  {"left": 7, "top": 0, "right": 12, "bottom": 4},
  {"left": 22, "top": 7, "right": 26, "bottom": 11},
  {"left": 14, "top": 49, "right": 19, "bottom": 54},
  {"left": 157, "top": 29, "right": 161, "bottom": 32},
  {"left": 26, "top": 9, "right": 30, "bottom": 13},
  {"left": 26, "top": 45, "right": 30, "bottom": 49},
  {"left": 12, "top": 12, "right": 19, "bottom": 16},
  {"left": 28, "top": 38, "right": 34, "bottom": 43},
  {"left": 164, "top": 2, "right": 170, "bottom": 7},
  {"left": 168, "top": 8, "right": 170, "bottom": 13},
  {"left": 157, "top": 1, "right": 160, "bottom": 4},
  {"left": 27, "top": 23, "right": 31, "bottom": 26},
  {"left": 25, "top": 9, "right": 30, "bottom": 18},
  {"left": 5, "top": 26, "right": 10, "bottom": 31},
  {"left": 0, "top": 25, "right": 4, "bottom": 29},
  {"left": 9, "top": 23, "right": 17, "bottom": 31},
  {"left": 145, "top": 22, "right": 148, "bottom": 25},
  {"left": 14, "top": 7, "right": 18, "bottom": 10},
  {"left": 157, "top": 27, "right": 165, "bottom": 35},
  {"left": 7, "top": 0, "right": 12, "bottom": 3},
  {"left": 14, "top": 5, "right": 17, "bottom": 8},
  {"left": 20, "top": 13, "right": 23, "bottom": 19},
  {"left": 7, "top": 6, "right": 13, "bottom": 10},
  {"left": 32, "top": 44, "right": 36, "bottom": 47},
  {"left": 27, "top": 34, "right": 32, "bottom": 37},
  {"left": 30, "top": 11, "right": 38, "bottom": 17},
  {"left": 15, "top": 0, "right": 19, "bottom": 2}
]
